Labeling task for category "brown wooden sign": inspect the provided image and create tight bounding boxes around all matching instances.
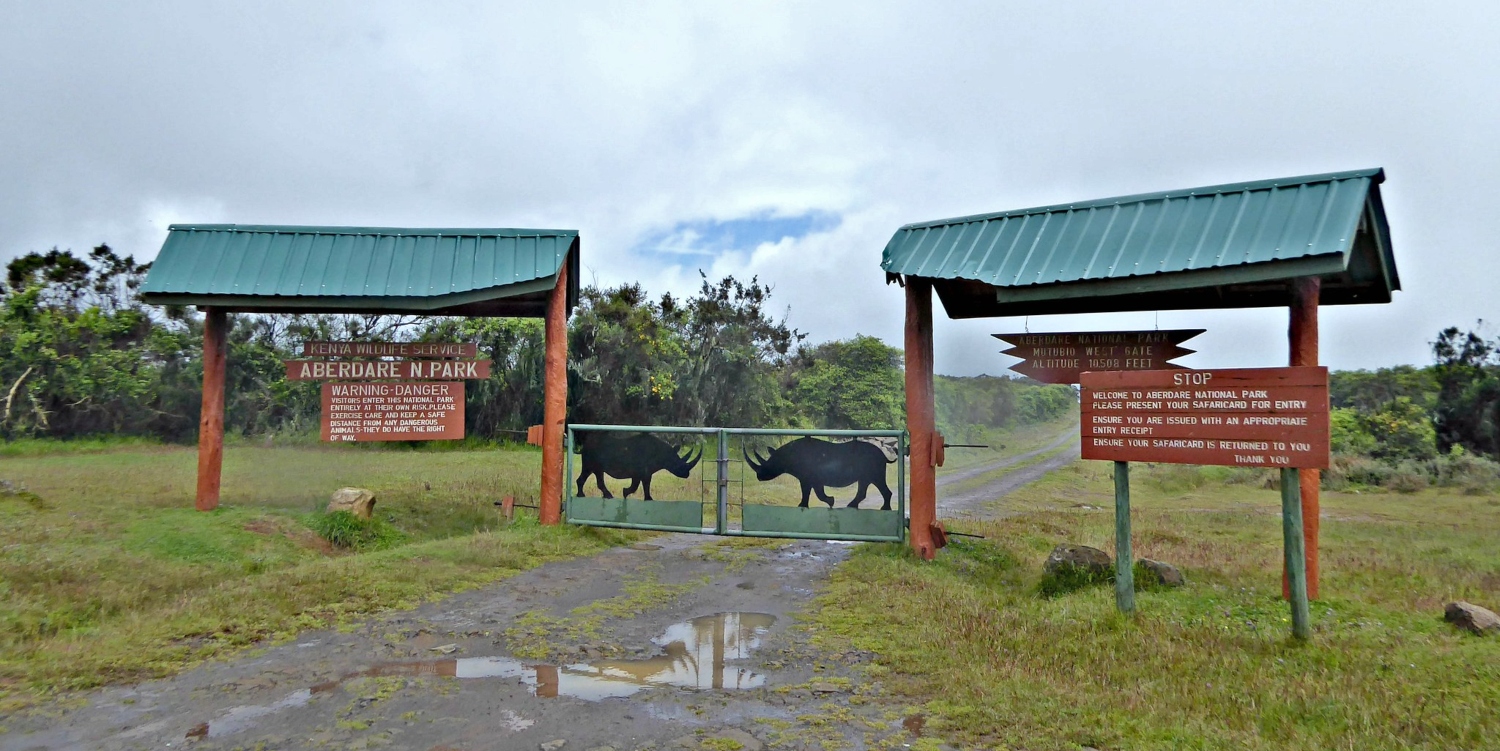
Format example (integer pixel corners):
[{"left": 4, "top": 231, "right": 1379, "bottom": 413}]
[
  {"left": 994, "top": 329, "right": 1202, "bottom": 384},
  {"left": 287, "top": 359, "right": 491, "bottom": 381},
  {"left": 301, "top": 341, "right": 479, "bottom": 359},
  {"left": 1081, "top": 366, "right": 1329, "bottom": 468},
  {"left": 321, "top": 382, "right": 465, "bottom": 442}
]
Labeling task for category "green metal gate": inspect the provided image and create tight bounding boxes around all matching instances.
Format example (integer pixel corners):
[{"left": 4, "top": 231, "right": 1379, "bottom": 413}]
[{"left": 565, "top": 425, "right": 906, "bottom": 543}]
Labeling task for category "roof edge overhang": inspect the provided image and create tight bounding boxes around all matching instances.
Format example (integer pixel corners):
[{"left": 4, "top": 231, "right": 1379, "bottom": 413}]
[
  {"left": 893, "top": 167, "right": 1386, "bottom": 233},
  {"left": 141, "top": 236, "right": 581, "bottom": 318}
]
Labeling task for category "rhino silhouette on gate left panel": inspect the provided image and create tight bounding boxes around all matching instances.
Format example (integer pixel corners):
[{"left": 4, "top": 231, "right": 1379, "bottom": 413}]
[{"left": 575, "top": 433, "right": 702, "bottom": 501}]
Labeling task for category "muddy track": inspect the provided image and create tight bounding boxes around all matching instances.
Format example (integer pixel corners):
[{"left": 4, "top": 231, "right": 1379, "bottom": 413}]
[
  {"left": 936, "top": 427, "right": 1076, "bottom": 489},
  {"left": 938, "top": 430, "right": 1080, "bottom": 518},
  {"left": 0, "top": 536, "right": 920, "bottom": 751},
  {"left": 4, "top": 436, "right": 1083, "bottom": 751}
]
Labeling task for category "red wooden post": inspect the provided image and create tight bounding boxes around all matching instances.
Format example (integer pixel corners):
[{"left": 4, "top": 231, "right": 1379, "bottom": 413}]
[
  {"left": 196, "top": 307, "right": 227, "bottom": 511},
  {"left": 1286, "top": 276, "right": 1321, "bottom": 600},
  {"left": 904, "top": 278, "right": 937, "bottom": 560},
  {"left": 539, "top": 258, "right": 569, "bottom": 525}
]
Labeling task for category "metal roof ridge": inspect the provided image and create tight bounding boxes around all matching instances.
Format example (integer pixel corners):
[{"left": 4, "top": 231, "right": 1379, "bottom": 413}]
[
  {"left": 165, "top": 224, "right": 580, "bottom": 237},
  {"left": 897, "top": 168, "right": 1385, "bottom": 231}
]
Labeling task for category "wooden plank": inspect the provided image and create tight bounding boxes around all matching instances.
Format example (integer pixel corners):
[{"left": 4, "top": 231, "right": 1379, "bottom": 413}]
[
  {"left": 1080, "top": 366, "right": 1329, "bottom": 469},
  {"left": 301, "top": 341, "right": 478, "bottom": 358},
  {"left": 994, "top": 329, "right": 1201, "bottom": 384},
  {"left": 320, "top": 382, "right": 464, "bottom": 442},
  {"left": 285, "top": 359, "right": 490, "bottom": 381}
]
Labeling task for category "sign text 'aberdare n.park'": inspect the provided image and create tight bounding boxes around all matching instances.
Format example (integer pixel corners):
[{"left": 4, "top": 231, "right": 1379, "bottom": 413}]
[
  {"left": 994, "top": 329, "right": 1202, "bottom": 384},
  {"left": 321, "top": 382, "right": 465, "bottom": 442},
  {"left": 286, "top": 359, "right": 491, "bottom": 381},
  {"left": 1080, "top": 366, "right": 1330, "bottom": 468}
]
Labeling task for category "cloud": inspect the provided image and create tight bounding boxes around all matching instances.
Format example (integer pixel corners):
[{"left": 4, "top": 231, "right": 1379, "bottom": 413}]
[{"left": 2, "top": 1, "right": 1496, "bottom": 376}]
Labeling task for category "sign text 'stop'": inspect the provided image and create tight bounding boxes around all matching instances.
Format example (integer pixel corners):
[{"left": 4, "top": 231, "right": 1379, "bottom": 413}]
[
  {"left": 301, "top": 341, "right": 478, "bottom": 359},
  {"left": 993, "top": 329, "right": 1202, "bottom": 384}
]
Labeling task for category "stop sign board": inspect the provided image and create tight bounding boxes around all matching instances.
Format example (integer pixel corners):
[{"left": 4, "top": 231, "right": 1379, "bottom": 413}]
[{"left": 1081, "top": 366, "right": 1330, "bottom": 469}]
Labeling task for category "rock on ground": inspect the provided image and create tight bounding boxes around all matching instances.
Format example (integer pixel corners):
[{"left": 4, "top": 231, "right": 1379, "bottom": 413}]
[
  {"left": 1043, "top": 544, "right": 1112, "bottom": 576},
  {"left": 1445, "top": 601, "right": 1500, "bottom": 635},
  {"left": 327, "top": 487, "right": 376, "bottom": 519},
  {"left": 1137, "top": 559, "right": 1186, "bottom": 587}
]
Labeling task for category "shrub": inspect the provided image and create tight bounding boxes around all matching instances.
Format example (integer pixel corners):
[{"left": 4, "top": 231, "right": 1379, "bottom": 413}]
[
  {"left": 1037, "top": 562, "right": 1113, "bottom": 598},
  {"left": 1433, "top": 447, "right": 1500, "bottom": 494},
  {"left": 308, "top": 510, "right": 406, "bottom": 551}
]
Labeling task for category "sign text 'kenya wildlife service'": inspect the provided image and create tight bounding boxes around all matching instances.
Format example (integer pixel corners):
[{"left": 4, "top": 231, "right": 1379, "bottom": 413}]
[
  {"left": 1081, "top": 366, "right": 1330, "bottom": 468},
  {"left": 994, "top": 329, "right": 1202, "bottom": 384}
]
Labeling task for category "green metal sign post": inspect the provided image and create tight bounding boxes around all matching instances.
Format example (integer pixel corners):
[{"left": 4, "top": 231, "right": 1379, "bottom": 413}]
[
  {"left": 1114, "top": 461, "right": 1135, "bottom": 614},
  {"left": 1281, "top": 468, "right": 1312, "bottom": 640}
]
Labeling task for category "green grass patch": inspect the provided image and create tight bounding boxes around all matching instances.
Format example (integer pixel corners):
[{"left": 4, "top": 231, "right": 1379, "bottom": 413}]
[
  {"left": 0, "top": 443, "right": 640, "bottom": 711},
  {"left": 808, "top": 460, "right": 1500, "bottom": 750},
  {"left": 308, "top": 510, "right": 406, "bottom": 551}
]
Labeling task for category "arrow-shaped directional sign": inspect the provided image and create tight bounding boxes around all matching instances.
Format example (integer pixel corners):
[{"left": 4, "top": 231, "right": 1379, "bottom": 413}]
[{"left": 992, "top": 329, "right": 1204, "bottom": 384}]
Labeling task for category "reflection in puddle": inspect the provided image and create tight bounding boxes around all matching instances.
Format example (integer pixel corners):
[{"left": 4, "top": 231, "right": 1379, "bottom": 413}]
[
  {"left": 182, "top": 613, "right": 775, "bottom": 741},
  {"left": 364, "top": 612, "right": 776, "bottom": 700}
]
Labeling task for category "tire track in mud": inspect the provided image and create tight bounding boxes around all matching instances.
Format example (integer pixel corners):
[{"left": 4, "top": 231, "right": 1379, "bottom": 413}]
[{"left": 938, "top": 426, "right": 1080, "bottom": 518}]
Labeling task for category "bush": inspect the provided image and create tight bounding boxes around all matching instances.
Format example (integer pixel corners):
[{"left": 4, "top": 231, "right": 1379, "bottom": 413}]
[
  {"left": 308, "top": 510, "right": 406, "bottom": 551},
  {"left": 1433, "top": 447, "right": 1500, "bottom": 494},
  {"left": 1037, "top": 562, "right": 1113, "bottom": 598}
]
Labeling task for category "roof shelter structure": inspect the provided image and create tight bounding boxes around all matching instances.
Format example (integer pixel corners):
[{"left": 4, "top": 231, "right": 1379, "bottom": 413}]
[
  {"left": 141, "top": 225, "right": 579, "bottom": 522},
  {"left": 883, "top": 169, "right": 1399, "bottom": 599}
]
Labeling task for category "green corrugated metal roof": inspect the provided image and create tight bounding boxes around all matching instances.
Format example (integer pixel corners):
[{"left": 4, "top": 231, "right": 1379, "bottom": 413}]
[
  {"left": 882, "top": 169, "right": 1398, "bottom": 318},
  {"left": 140, "top": 225, "right": 579, "bottom": 317}
]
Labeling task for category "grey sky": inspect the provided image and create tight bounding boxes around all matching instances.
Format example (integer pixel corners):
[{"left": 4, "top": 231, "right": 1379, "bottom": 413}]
[{"left": 2, "top": 2, "right": 1496, "bottom": 375}]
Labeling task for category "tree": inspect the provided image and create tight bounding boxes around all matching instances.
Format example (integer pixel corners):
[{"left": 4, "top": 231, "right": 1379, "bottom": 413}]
[
  {"left": 1432, "top": 325, "right": 1500, "bottom": 458},
  {"left": 789, "top": 335, "right": 904, "bottom": 429}
]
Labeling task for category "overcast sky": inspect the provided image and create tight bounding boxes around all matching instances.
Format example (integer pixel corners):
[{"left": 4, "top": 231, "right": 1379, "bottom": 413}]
[{"left": 2, "top": 2, "right": 1496, "bottom": 375}]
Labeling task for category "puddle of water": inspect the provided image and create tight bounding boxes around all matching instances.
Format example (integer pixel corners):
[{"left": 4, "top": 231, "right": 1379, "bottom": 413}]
[
  {"left": 181, "top": 612, "right": 777, "bottom": 740},
  {"left": 186, "top": 688, "right": 314, "bottom": 739},
  {"left": 903, "top": 713, "right": 926, "bottom": 737},
  {"left": 359, "top": 612, "right": 777, "bottom": 701}
]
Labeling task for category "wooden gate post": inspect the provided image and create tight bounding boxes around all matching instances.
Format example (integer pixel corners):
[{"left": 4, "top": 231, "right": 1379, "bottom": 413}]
[
  {"left": 196, "top": 307, "right": 227, "bottom": 511},
  {"left": 904, "top": 278, "right": 937, "bottom": 560},
  {"left": 1286, "top": 276, "right": 1321, "bottom": 600},
  {"left": 539, "top": 256, "right": 569, "bottom": 525}
]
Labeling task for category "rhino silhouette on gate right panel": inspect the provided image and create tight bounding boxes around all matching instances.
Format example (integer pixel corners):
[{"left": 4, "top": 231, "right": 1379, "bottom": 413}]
[{"left": 743, "top": 437, "right": 895, "bottom": 510}]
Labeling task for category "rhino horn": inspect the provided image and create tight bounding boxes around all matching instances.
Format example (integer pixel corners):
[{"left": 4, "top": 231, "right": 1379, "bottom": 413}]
[
  {"left": 681, "top": 445, "right": 702, "bottom": 471},
  {"left": 742, "top": 446, "right": 761, "bottom": 470}
]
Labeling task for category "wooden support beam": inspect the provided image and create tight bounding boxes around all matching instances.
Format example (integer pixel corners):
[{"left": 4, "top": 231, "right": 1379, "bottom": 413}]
[
  {"left": 1114, "top": 461, "right": 1135, "bottom": 613},
  {"left": 904, "top": 278, "right": 937, "bottom": 560},
  {"left": 539, "top": 258, "right": 569, "bottom": 525},
  {"left": 196, "top": 307, "right": 227, "bottom": 511},
  {"left": 1286, "top": 276, "right": 1321, "bottom": 600}
]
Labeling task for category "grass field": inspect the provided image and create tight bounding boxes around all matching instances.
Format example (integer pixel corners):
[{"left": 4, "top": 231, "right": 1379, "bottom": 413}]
[
  {"left": 809, "top": 460, "right": 1500, "bottom": 750},
  {"left": 0, "top": 442, "right": 637, "bottom": 710}
]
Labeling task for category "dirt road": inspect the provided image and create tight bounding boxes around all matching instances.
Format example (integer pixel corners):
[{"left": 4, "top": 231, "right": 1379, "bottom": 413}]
[
  {"left": 0, "top": 535, "right": 917, "bottom": 751},
  {"left": 937, "top": 428, "right": 1079, "bottom": 518},
  {"left": 3, "top": 434, "right": 1082, "bottom": 751}
]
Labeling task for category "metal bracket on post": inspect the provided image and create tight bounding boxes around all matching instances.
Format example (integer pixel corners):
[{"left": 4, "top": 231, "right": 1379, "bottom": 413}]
[{"left": 1114, "top": 461, "right": 1135, "bottom": 614}]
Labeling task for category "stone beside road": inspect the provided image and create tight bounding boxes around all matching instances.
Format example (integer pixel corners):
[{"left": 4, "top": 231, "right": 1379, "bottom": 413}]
[
  {"left": 327, "top": 487, "right": 377, "bottom": 518},
  {"left": 1043, "top": 544, "right": 1113, "bottom": 577},
  {"left": 1137, "top": 558, "right": 1186, "bottom": 587},
  {"left": 1444, "top": 601, "right": 1500, "bottom": 635}
]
